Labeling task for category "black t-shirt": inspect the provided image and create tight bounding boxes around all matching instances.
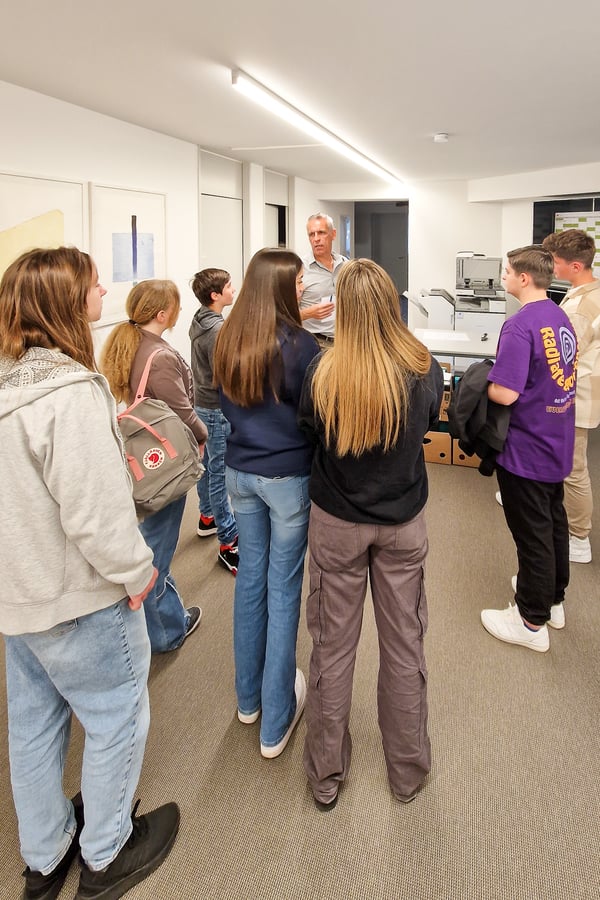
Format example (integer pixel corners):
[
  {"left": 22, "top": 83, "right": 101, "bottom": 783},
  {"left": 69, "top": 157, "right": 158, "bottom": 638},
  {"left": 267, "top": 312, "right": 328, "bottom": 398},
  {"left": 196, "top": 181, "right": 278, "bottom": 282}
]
[{"left": 298, "top": 356, "right": 443, "bottom": 525}]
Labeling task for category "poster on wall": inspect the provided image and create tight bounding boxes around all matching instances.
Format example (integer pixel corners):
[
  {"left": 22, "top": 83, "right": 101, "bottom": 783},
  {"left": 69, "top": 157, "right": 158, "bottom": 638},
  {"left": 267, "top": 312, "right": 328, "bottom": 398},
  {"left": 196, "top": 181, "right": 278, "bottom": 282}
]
[
  {"left": 555, "top": 212, "right": 600, "bottom": 277},
  {"left": 90, "top": 184, "right": 166, "bottom": 325},
  {"left": 0, "top": 172, "right": 86, "bottom": 279}
]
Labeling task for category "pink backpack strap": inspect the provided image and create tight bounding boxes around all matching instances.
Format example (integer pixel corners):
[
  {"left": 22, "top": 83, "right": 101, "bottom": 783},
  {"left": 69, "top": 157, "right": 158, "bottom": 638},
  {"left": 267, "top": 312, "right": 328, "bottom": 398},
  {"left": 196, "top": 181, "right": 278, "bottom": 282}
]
[
  {"left": 134, "top": 348, "right": 162, "bottom": 402},
  {"left": 117, "top": 413, "right": 178, "bottom": 460}
]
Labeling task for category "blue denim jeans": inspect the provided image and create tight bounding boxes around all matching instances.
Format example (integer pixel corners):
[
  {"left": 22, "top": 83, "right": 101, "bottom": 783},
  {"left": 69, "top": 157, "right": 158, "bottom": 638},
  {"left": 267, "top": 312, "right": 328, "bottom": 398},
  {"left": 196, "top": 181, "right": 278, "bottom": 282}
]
[
  {"left": 139, "top": 495, "right": 189, "bottom": 652},
  {"left": 4, "top": 600, "right": 150, "bottom": 873},
  {"left": 195, "top": 406, "right": 237, "bottom": 545},
  {"left": 225, "top": 468, "right": 310, "bottom": 747}
]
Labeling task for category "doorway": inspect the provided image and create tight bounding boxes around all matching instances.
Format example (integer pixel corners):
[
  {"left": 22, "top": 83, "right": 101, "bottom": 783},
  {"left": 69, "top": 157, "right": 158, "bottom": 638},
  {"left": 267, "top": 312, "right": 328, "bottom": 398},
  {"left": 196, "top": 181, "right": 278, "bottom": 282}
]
[{"left": 354, "top": 201, "right": 409, "bottom": 320}]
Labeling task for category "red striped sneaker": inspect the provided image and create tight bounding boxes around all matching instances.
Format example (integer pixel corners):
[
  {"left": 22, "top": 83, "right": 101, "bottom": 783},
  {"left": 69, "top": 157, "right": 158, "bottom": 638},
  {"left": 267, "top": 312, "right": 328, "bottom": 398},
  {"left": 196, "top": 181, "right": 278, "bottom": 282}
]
[
  {"left": 197, "top": 514, "right": 217, "bottom": 537},
  {"left": 218, "top": 537, "right": 238, "bottom": 575}
]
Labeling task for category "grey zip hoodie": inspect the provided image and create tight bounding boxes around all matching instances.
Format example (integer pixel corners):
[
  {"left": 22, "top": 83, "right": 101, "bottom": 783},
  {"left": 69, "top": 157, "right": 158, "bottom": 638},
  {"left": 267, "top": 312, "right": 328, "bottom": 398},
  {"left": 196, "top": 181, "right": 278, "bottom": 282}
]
[
  {"left": 0, "top": 347, "right": 154, "bottom": 635},
  {"left": 189, "top": 306, "right": 224, "bottom": 409}
]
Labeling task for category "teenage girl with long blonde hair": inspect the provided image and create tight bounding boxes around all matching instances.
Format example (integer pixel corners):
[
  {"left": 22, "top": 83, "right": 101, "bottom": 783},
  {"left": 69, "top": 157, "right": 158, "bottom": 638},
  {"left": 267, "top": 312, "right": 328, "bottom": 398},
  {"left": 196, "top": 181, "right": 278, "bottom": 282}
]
[{"left": 298, "top": 258, "right": 443, "bottom": 811}]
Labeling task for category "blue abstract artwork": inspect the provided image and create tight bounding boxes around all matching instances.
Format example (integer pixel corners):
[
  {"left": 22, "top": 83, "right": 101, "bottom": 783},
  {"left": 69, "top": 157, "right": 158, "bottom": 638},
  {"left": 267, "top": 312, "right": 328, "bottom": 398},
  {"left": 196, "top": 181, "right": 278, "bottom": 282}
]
[{"left": 112, "top": 215, "right": 155, "bottom": 283}]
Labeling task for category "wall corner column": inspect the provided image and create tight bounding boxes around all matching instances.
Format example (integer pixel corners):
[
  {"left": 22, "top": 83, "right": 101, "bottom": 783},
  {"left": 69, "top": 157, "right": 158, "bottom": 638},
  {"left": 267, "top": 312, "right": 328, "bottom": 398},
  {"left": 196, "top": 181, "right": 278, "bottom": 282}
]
[{"left": 242, "top": 162, "right": 265, "bottom": 267}]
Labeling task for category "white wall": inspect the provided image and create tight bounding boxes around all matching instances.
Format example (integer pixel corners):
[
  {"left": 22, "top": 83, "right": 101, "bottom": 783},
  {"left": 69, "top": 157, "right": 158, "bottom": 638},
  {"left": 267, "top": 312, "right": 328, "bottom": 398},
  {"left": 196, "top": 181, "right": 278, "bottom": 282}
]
[
  {"left": 468, "top": 164, "right": 600, "bottom": 262},
  {"left": 289, "top": 177, "right": 320, "bottom": 254},
  {"left": 288, "top": 177, "right": 354, "bottom": 259},
  {"left": 198, "top": 151, "right": 244, "bottom": 307},
  {"left": 500, "top": 201, "right": 534, "bottom": 257},
  {"left": 406, "top": 180, "right": 503, "bottom": 298},
  {"left": 199, "top": 151, "right": 243, "bottom": 201},
  {"left": 468, "top": 162, "right": 600, "bottom": 203},
  {"left": 0, "top": 80, "right": 199, "bottom": 359}
]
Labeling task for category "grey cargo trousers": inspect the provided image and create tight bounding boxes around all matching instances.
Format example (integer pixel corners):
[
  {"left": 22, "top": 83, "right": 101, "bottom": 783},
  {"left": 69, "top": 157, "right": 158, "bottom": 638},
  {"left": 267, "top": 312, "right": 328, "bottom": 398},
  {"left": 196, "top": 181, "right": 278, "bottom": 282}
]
[{"left": 303, "top": 503, "right": 431, "bottom": 805}]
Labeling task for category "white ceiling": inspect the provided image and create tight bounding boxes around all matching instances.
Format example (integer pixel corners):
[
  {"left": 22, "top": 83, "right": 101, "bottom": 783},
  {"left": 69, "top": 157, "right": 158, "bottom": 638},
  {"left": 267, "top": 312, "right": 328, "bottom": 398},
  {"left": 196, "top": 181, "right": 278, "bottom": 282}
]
[{"left": 2, "top": 1, "right": 600, "bottom": 190}]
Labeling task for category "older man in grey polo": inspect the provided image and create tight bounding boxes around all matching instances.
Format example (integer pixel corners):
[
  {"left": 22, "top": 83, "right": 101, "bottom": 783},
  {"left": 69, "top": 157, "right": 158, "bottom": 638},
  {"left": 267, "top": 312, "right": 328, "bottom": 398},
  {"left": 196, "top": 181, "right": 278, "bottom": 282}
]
[{"left": 300, "top": 213, "right": 348, "bottom": 348}]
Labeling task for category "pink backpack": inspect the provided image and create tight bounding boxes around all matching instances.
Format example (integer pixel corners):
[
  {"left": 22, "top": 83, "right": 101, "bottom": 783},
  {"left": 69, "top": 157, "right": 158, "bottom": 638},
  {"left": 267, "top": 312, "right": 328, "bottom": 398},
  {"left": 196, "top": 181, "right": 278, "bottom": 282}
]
[{"left": 117, "top": 349, "right": 204, "bottom": 518}]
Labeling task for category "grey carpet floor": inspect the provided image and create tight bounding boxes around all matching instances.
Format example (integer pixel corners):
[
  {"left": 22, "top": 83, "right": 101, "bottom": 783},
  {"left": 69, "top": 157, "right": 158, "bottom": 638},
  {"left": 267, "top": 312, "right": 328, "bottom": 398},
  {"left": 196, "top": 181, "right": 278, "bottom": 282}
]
[{"left": 1, "top": 434, "right": 599, "bottom": 899}]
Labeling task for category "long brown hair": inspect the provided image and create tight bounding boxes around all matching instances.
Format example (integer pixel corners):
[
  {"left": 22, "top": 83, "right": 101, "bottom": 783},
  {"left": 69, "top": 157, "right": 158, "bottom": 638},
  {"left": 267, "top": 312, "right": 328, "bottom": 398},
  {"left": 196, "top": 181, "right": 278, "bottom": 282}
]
[
  {"left": 213, "top": 248, "right": 302, "bottom": 406},
  {"left": 100, "top": 279, "right": 180, "bottom": 403},
  {"left": 0, "top": 246, "right": 97, "bottom": 370},
  {"left": 311, "top": 258, "right": 431, "bottom": 456}
]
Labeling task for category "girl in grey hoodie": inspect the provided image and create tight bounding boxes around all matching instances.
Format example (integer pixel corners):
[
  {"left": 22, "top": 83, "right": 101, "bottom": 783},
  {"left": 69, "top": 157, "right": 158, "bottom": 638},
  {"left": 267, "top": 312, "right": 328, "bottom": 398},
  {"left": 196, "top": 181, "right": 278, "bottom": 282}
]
[{"left": 0, "top": 247, "right": 179, "bottom": 900}]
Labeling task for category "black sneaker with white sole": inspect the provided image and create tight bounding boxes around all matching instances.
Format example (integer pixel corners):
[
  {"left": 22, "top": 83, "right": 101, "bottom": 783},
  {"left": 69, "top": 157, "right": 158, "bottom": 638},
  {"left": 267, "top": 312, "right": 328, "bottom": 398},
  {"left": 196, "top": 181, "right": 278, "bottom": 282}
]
[
  {"left": 75, "top": 800, "right": 180, "bottom": 899},
  {"left": 23, "top": 793, "right": 84, "bottom": 900},
  {"left": 218, "top": 538, "right": 238, "bottom": 576},
  {"left": 197, "top": 515, "right": 217, "bottom": 537},
  {"left": 182, "top": 607, "right": 202, "bottom": 643}
]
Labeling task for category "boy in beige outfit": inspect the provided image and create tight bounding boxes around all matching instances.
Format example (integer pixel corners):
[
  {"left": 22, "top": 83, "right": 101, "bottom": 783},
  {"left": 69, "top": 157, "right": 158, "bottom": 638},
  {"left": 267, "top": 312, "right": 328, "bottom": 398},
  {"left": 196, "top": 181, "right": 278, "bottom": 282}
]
[{"left": 543, "top": 228, "right": 600, "bottom": 563}]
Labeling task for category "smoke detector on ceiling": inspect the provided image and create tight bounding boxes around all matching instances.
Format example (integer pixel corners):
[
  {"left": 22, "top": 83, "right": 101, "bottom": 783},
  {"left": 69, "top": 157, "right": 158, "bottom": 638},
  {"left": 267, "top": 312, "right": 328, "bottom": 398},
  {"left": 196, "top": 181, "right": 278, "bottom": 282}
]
[{"left": 433, "top": 133, "right": 449, "bottom": 143}]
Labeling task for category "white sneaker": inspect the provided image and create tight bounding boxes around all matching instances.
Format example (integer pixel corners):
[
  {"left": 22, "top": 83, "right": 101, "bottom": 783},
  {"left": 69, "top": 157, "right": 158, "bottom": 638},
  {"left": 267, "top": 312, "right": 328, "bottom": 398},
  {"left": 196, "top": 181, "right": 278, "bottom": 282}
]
[
  {"left": 548, "top": 603, "right": 565, "bottom": 629},
  {"left": 238, "top": 708, "right": 260, "bottom": 724},
  {"left": 481, "top": 604, "right": 549, "bottom": 652},
  {"left": 495, "top": 491, "right": 503, "bottom": 507},
  {"left": 260, "top": 668, "right": 306, "bottom": 759},
  {"left": 510, "top": 576, "right": 565, "bottom": 629},
  {"left": 569, "top": 534, "right": 591, "bottom": 564}
]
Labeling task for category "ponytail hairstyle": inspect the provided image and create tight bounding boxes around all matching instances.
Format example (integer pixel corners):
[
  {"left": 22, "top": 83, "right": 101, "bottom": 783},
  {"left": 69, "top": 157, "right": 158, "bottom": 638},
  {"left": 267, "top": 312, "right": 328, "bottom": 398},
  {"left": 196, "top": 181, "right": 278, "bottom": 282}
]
[{"left": 100, "top": 279, "right": 180, "bottom": 402}]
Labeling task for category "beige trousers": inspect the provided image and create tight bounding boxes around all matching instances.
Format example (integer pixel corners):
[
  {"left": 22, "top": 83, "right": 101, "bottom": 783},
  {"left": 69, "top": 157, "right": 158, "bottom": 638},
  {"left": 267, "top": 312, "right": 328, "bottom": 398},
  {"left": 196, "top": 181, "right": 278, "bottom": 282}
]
[{"left": 564, "top": 427, "right": 592, "bottom": 538}]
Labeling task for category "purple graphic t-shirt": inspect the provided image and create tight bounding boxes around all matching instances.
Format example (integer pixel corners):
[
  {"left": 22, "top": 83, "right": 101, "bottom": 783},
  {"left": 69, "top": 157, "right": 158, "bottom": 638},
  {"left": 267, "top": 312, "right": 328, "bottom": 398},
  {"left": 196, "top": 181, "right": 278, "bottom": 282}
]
[{"left": 488, "top": 299, "right": 577, "bottom": 482}]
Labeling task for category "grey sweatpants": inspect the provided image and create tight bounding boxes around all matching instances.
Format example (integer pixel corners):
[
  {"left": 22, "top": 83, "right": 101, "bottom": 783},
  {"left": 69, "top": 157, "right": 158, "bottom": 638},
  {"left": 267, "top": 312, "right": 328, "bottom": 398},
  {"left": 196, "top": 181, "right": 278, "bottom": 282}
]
[{"left": 303, "top": 502, "right": 431, "bottom": 804}]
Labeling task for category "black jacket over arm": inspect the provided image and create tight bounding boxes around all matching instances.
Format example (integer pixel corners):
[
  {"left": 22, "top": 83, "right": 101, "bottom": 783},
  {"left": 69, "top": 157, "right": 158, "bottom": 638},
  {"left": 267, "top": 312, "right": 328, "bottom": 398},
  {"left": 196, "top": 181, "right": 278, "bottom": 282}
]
[{"left": 447, "top": 359, "right": 511, "bottom": 476}]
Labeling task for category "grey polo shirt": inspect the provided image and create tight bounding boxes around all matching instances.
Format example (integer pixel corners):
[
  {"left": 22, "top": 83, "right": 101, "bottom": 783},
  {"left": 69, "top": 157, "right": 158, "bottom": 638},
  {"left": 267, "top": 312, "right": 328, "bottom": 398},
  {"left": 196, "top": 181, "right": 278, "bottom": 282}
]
[{"left": 300, "top": 252, "right": 348, "bottom": 337}]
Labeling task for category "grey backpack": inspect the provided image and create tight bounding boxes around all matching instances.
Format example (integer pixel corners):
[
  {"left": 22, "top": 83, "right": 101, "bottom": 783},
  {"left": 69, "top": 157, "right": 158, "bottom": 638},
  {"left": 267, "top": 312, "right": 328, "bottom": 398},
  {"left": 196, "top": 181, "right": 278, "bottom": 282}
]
[{"left": 118, "top": 349, "right": 204, "bottom": 518}]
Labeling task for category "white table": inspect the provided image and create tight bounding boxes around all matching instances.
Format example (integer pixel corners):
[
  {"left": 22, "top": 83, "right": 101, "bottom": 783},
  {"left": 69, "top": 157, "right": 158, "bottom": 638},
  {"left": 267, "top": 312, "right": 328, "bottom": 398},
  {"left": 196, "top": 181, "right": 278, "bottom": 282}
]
[{"left": 414, "top": 328, "right": 499, "bottom": 359}]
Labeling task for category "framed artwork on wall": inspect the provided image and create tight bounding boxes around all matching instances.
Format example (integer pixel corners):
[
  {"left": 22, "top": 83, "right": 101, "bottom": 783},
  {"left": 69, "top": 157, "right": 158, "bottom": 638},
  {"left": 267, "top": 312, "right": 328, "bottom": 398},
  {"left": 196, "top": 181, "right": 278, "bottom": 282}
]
[
  {"left": 0, "top": 172, "right": 86, "bottom": 279},
  {"left": 90, "top": 184, "right": 166, "bottom": 325}
]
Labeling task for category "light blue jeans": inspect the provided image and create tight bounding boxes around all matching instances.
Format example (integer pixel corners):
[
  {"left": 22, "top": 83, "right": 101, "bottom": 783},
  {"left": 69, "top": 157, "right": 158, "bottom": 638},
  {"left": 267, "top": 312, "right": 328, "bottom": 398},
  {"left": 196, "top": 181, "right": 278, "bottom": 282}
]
[
  {"left": 195, "top": 406, "right": 237, "bottom": 546},
  {"left": 4, "top": 600, "right": 150, "bottom": 873},
  {"left": 139, "top": 494, "right": 189, "bottom": 652},
  {"left": 225, "top": 468, "right": 310, "bottom": 747}
]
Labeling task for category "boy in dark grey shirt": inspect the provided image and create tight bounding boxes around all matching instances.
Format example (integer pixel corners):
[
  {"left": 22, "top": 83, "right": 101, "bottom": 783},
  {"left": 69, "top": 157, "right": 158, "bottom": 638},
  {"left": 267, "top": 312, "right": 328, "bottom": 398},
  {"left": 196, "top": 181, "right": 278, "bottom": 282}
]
[{"left": 189, "top": 269, "right": 238, "bottom": 574}]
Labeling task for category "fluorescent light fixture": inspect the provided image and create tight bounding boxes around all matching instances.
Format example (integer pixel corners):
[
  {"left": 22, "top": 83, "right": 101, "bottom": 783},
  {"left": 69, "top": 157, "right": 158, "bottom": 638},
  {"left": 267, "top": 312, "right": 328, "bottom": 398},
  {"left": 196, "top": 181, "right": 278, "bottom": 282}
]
[{"left": 232, "top": 69, "right": 402, "bottom": 185}]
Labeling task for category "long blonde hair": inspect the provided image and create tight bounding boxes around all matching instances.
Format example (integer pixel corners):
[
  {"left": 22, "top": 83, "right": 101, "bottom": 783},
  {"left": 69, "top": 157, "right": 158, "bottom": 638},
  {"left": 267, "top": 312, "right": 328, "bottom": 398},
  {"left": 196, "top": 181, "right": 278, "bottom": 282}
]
[
  {"left": 311, "top": 259, "right": 431, "bottom": 456},
  {"left": 213, "top": 248, "right": 302, "bottom": 407},
  {"left": 100, "top": 279, "right": 179, "bottom": 402},
  {"left": 0, "top": 246, "right": 97, "bottom": 370}
]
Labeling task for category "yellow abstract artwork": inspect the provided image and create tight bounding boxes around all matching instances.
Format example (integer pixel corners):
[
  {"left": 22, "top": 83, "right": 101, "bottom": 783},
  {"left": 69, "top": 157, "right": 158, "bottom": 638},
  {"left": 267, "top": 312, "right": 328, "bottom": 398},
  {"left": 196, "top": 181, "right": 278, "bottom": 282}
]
[{"left": 0, "top": 210, "right": 65, "bottom": 278}]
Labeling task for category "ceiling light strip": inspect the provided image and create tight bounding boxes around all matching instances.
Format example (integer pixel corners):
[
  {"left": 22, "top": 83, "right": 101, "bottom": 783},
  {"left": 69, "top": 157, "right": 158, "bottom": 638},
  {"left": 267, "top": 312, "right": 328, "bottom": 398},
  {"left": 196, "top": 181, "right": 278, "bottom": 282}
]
[{"left": 231, "top": 69, "right": 401, "bottom": 185}]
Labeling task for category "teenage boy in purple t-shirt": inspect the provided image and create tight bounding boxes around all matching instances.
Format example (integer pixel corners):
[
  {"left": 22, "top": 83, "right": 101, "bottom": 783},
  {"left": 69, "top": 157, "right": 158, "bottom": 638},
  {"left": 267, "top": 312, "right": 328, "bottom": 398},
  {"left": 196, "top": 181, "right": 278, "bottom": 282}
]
[{"left": 481, "top": 245, "right": 577, "bottom": 652}]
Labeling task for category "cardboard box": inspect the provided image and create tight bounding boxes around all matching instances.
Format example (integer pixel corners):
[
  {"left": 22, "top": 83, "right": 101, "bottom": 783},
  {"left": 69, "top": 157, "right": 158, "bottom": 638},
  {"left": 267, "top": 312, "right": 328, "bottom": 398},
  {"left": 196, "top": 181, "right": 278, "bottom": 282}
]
[
  {"left": 424, "top": 431, "right": 451, "bottom": 465},
  {"left": 439, "top": 389, "right": 451, "bottom": 422},
  {"left": 452, "top": 439, "right": 480, "bottom": 468},
  {"left": 438, "top": 364, "right": 453, "bottom": 422}
]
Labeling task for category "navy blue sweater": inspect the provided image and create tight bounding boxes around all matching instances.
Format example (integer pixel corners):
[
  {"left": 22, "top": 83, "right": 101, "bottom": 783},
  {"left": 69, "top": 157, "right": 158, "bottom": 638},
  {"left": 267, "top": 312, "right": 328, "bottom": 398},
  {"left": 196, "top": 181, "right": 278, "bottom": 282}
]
[{"left": 220, "top": 325, "right": 319, "bottom": 477}]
